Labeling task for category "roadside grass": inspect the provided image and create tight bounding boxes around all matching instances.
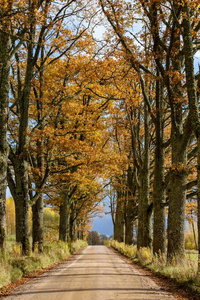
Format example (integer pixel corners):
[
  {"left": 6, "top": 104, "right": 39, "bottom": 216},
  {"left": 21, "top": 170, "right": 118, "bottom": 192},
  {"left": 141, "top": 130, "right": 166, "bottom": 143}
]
[
  {"left": 106, "top": 240, "right": 200, "bottom": 292},
  {"left": 0, "top": 238, "right": 87, "bottom": 289}
]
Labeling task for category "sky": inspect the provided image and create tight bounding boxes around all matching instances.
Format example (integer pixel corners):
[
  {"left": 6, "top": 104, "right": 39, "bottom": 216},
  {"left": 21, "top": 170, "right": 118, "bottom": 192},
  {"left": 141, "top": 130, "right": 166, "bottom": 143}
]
[
  {"left": 6, "top": 10, "right": 200, "bottom": 239},
  {"left": 194, "top": 51, "right": 200, "bottom": 72},
  {"left": 7, "top": 186, "right": 114, "bottom": 236},
  {"left": 91, "top": 213, "right": 113, "bottom": 237}
]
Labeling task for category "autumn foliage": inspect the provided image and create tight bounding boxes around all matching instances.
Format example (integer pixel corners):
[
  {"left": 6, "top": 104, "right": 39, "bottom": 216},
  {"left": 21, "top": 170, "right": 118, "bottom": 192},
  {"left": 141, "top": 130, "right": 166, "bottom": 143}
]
[{"left": 0, "top": 0, "right": 200, "bottom": 281}]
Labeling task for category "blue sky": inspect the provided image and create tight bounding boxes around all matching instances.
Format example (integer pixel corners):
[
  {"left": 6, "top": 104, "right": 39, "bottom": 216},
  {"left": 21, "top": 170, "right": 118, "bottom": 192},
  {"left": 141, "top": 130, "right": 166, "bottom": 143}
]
[
  {"left": 91, "top": 213, "right": 113, "bottom": 237},
  {"left": 7, "top": 187, "right": 114, "bottom": 236}
]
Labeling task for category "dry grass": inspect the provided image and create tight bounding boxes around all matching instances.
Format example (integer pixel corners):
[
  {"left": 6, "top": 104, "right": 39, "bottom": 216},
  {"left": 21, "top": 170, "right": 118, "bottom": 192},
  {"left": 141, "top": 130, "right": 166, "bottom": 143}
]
[
  {"left": 0, "top": 238, "right": 87, "bottom": 288},
  {"left": 107, "top": 240, "right": 199, "bottom": 288}
]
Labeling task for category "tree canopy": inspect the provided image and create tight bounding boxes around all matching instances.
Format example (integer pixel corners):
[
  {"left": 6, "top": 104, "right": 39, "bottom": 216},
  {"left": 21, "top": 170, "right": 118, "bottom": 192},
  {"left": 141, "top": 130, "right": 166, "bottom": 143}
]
[{"left": 0, "top": 0, "right": 200, "bottom": 277}]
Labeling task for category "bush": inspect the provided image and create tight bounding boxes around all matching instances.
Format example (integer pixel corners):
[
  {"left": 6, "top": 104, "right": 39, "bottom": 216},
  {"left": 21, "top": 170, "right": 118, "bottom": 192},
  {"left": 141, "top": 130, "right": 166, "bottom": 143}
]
[
  {"left": 10, "top": 267, "right": 23, "bottom": 282},
  {"left": 71, "top": 240, "right": 88, "bottom": 253},
  {"left": 185, "top": 232, "right": 197, "bottom": 250},
  {"left": 137, "top": 247, "right": 153, "bottom": 265},
  {"left": 0, "top": 265, "right": 11, "bottom": 287},
  {"left": 107, "top": 240, "right": 137, "bottom": 259}
]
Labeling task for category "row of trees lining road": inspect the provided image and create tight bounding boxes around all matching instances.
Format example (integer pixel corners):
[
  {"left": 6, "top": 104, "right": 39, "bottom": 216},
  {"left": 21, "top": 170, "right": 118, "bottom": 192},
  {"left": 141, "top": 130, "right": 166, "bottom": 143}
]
[
  {"left": 99, "top": 0, "right": 200, "bottom": 269},
  {"left": 0, "top": 0, "right": 200, "bottom": 276},
  {"left": 0, "top": 0, "right": 114, "bottom": 255}
]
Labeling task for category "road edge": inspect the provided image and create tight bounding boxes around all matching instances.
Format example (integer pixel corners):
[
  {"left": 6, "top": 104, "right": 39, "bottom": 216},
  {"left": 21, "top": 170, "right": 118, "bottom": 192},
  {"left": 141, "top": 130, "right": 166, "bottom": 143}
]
[
  {"left": 0, "top": 246, "right": 88, "bottom": 298},
  {"left": 107, "top": 246, "right": 200, "bottom": 300}
]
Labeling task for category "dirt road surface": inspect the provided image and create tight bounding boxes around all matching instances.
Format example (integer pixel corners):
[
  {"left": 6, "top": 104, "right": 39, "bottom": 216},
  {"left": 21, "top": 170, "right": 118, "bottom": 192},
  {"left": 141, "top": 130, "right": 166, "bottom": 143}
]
[{"left": 4, "top": 246, "right": 176, "bottom": 300}]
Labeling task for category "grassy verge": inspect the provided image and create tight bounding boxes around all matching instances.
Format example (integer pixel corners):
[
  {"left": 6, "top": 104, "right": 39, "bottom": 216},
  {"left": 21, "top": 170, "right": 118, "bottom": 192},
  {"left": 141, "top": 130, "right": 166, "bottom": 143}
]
[
  {"left": 106, "top": 240, "right": 200, "bottom": 293},
  {"left": 0, "top": 239, "right": 87, "bottom": 289}
]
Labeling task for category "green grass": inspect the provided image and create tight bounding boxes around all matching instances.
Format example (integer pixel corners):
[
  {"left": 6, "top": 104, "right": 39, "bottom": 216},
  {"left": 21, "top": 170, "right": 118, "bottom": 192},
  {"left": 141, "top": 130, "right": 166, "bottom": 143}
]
[
  {"left": 106, "top": 240, "right": 200, "bottom": 291},
  {"left": 0, "top": 238, "right": 87, "bottom": 289},
  {"left": 186, "top": 249, "right": 198, "bottom": 260}
]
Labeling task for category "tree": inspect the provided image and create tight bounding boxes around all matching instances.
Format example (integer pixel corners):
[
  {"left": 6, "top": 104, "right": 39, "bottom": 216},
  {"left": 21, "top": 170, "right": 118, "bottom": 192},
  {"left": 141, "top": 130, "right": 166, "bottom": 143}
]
[
  {"left": 181, "top": 0, "right": 200, "bottom": 274},
  {"left": 0, "top": 0, "right": 29, "bottom": 250},
  {"left": 99, "top": 0, "right": 199, "bottom": 264},
  {"left": 7, "top": 0, "right": 92, "bottom": 254},
  {"left": 87, "top": 231, "right": 101, "bottom": 245},
  {"left": 98, "top": 0, "right": 162, "bottom": 252},
  {"left": 100, "top": 234, "right": 109, "bottom": 245},
  {"left": 0, "top": 1, "right": 11, "bottom": 250}
]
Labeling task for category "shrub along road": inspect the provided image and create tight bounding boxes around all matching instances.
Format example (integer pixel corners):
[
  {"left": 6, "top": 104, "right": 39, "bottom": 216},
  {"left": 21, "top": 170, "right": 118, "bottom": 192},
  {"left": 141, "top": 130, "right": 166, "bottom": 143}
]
[{"left": 3, "top": 246, "right": 175, "bottom": 300}]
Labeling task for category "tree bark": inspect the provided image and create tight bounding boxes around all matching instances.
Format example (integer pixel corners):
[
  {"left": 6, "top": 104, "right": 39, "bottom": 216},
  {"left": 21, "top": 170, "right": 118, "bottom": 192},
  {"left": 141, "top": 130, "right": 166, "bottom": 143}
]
[
  {"left": 0, "top": 6, "right": 10, "bottom": 250},
  {"left": 137, "top": 102, "right": 151, "bottom": 249},
  {"left": 162, "top": 3, "right": 192, "bottom": 264},
  {"left": 59, "top": 194, "right": 70, "bottom": 242},
  {"left": 125, "top": 166, "right": 137, "bottom": 245},
  {"left": 114, "top": 190, "right": 124, "bottom": 242},
  {"left": 8, "top": 1, "right": 37, "bottom": 255},
  {"left": 69, "top": 202, "right": 77, "bottom": 242},
  {"left": 14, "top": 160, "right": 30, "bottom": 255},
  {"left": 153, "top": 76, "right": 166, "bottom": 254},
  {"left": 197, "top": 140, "right": 200, "bottom": 275},
  {"left": 181, "top": 2, "right": 200, "bottom": 274},
  {"left": 125, "top": 199, "right": 134, "bottom": 245},
  {"left": 32, "top": 194, "right": 43, "bottom": 252},
  {"left": 167, "top": 135, "right": 188, "bottom": 264},
  {"left": 32, "top": 46, "right": 45, "bottom": 253},
  {"left": 125, "top": 203, "right": 134, "bottom": 245}
]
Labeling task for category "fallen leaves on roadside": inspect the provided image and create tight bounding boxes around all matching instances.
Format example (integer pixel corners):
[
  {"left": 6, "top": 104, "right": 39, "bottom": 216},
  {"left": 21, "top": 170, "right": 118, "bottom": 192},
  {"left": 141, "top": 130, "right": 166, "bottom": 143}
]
[{"left": 0, "top": 255, "right": 73, "bottom": 298}]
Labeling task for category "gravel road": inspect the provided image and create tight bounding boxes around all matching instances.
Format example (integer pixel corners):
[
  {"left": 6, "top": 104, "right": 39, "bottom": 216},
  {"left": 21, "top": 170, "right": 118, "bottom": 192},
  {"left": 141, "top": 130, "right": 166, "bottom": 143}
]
[{"left": 4, "top": 245, "right": 175, "bottom": 300}]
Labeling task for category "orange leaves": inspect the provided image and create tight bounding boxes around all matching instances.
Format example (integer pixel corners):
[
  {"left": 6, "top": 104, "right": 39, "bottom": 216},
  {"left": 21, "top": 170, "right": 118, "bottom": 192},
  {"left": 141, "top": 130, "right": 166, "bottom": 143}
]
[
  {"left": 166, "top": 70, "right": 185, "bottom": 87},
  {"left": 186, "top": 200, "right": 197, "bottom": 224}
]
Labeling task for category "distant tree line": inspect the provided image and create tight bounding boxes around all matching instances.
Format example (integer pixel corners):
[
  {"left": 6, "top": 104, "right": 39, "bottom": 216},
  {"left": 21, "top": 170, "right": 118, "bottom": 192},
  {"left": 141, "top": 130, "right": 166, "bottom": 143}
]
[{"left": 87, "top": 231, "right": 109, "bottom": 245}]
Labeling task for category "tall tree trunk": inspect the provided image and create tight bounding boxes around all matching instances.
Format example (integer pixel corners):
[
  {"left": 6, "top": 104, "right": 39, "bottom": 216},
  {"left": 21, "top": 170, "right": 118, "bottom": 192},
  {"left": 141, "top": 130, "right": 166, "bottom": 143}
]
[
  {"left": 137, "top": 189, "right": 144, "bottom": 249},
  {"left": 148, "top": 2, "right": 166, "bottom": 254},
  {"left": 197, "top": 141, "right": 200, "bottom": 276},
  {"left": 11, "top": 0, "right": 40, "bottom": 255},
  {"left": 73, "top": 218, "right": 77, "bottom": 241},
  {"left": 8, "top": 155, "right": 30, "bottom": 255},
  {"left": 181, "top": 2, "right": 200, "bottom": 274},
  {"left": 76, "top": 221, "right": 82, "bottom": 240},
  {"left": 191, "top": 222, "right": 198, "bottom": 251},
  {"left": 69, "top": 203, "right": 77, "bottom": 242},
  {"left": 114, "top": 190, "right": 124, "bottom": 242},
  {"left": 0, "top": 6, "right": 10, "bottom": 250},
  {"left": 137, "top": 102, "right": 151, "bottom": 249},
  {"left": 14, "top": 160, "right": 30, "bottom": 255},
  {"left": 125, "top": 166, "right": 137, "bottom": 245},
  {"left": 59, "top": 194, "right": 70, "bottom": 242},
  {"left": 195, "top": 63, "right": 200, "bottom": 277},
  {"left": 167, "top": 135, "right": 187, "bottom": 264},
  {"left": 79, "top": 231, "right": 84, "bottom": 240},
  {"left": 165, "top": 3, "right": 192, "bottom": 264},
  {"left": 125, "top": 199, "right": 134, "bottom": 245},
  {"left": 32, "top": 47, "right": 45, "bottom": 253},
  {"left": 153, "top": 76, "right": 166, "bottom": 254},
  {"left": 10, "top": 38, "right": 34, "bottom": 255},
  {"left": 32, "top": 194, "right": 43, "bottom": 252}
]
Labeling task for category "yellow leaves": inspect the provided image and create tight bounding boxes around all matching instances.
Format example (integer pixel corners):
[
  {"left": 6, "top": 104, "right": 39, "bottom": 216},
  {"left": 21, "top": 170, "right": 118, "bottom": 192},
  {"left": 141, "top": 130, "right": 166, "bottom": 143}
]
[
  {"left": 0, "top": 0, "right": 11, "bottom": 9},
  {"left": 6, "top": 197, "right": 15, "bottom": 235},
  {"left": 186, "top": 200, "right": 197, "bottom": 224},
  {"left": 166, "top": 70, "right": 185, "bottom": 86},
  {"left": 33, "top": 167, "right": 42, "bottom": 177},
  {"left": 168, "top": 163, "right": 189, "bottom": 174}
]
